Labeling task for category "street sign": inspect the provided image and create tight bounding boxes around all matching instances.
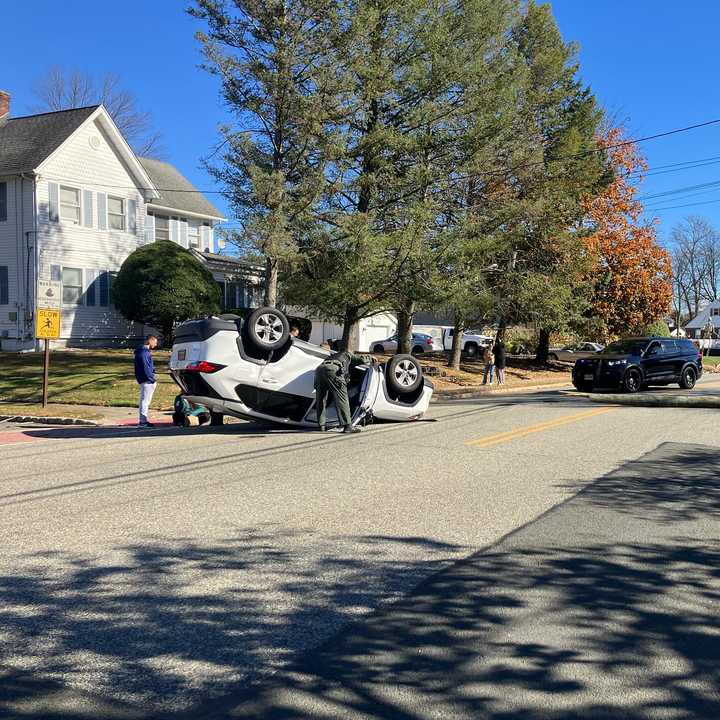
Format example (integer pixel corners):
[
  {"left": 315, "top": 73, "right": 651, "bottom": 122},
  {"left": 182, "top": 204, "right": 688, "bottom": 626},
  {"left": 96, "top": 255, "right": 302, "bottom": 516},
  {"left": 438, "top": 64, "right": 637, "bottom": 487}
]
[
  {"left": 37, "top": 280, "right": 62, "bottom": 309},
  {"left": 36, "top": 308, "right": 61, "bottom": 339}
]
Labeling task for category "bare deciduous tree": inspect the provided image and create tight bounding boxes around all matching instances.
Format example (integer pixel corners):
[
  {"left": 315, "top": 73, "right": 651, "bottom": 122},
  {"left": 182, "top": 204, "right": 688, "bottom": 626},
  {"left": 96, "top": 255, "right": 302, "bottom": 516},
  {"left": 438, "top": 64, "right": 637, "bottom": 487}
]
[
  {"left": 32, "top": 67, "right": 164, "bottom": 158},
  {"left": 671, "top": 216, "right": 720, "bottom": 320}
]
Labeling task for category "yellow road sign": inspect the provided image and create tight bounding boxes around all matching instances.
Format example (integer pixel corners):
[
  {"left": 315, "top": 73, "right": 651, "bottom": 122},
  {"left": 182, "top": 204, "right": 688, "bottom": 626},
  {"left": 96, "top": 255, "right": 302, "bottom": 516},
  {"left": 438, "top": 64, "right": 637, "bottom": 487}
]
[{"left": 36, "top": 308, "right": 61, "bottom": 339}]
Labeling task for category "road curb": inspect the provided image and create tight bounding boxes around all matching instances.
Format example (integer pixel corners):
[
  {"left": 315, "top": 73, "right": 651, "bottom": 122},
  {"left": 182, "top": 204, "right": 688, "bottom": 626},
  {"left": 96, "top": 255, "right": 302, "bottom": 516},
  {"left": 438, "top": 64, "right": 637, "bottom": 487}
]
[
  {"left": 431, "top": 381, "right": 572, "bottom": 401},
  {"left": 0, "top": 414, "right": 100, "bottom": 426},
  {"left": 587, "top": 394, "right": 720, "bottom": 409}
]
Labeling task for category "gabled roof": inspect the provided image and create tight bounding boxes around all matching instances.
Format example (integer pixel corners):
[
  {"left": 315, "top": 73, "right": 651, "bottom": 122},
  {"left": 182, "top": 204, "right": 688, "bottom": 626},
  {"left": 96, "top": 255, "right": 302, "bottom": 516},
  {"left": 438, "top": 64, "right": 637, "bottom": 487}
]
[
  {"left": 685, "top": 300, "right": 720, "bottom": 328},
  {"left": 139, "top": 156, "right": 225, "bottom": 220},
  {"left": 0, "top": 105, "right": 99, "bottom": 174}
]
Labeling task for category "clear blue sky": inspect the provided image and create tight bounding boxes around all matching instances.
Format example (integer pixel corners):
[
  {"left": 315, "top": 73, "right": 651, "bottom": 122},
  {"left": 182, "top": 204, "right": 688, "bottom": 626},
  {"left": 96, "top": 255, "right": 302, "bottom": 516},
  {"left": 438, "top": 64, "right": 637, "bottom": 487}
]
[{"left": 4, "top": 1, "right": 720, "bottom": 247}]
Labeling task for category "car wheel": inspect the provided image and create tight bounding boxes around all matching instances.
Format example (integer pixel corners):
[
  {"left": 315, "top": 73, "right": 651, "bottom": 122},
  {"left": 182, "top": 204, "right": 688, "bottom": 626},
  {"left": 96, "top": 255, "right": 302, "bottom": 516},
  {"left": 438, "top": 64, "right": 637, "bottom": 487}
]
[
  {"left": 209, "top": 411, "right": 224, "bottom": 426},
  {"left": 679, "top": 366, "right": 696, "bottom": 390},
  {"left": 548, "top": 353, "right": 559, "bottom": 362},
  {"left": 623, "top": 367, "right": 642, "bottom": 393},
  {"left": 411, "top": 346, "right": 424, "bottom": 355},
  {"left": 373, "top": 345, "right": 385, "bottom": 353},
  {"left": 464, "top": 343, "right": 478, "bottom": 358},
  {"left": 386, "top": 354, "right": 423, "bottom": 394},
  {"left": 246, "top": 306, "right": 290, "bottom": 352}
]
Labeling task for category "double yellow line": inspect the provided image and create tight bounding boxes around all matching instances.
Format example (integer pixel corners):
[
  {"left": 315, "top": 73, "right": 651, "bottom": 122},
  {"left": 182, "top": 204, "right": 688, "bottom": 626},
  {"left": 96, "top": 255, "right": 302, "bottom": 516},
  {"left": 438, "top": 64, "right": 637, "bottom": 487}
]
[{"left": 466, "top": 406, "right": 617, "bottom": 449}]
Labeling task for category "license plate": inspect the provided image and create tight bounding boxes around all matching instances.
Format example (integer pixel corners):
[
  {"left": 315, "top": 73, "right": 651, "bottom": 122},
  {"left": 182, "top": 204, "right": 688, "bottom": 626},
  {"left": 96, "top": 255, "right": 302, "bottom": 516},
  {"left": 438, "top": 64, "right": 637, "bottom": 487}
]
[
  {"left": 177, "top": 349, "right": 186, "bottom": 361},
  {"left": 584, "top": 374, "right": 593, "bottom": 381}
]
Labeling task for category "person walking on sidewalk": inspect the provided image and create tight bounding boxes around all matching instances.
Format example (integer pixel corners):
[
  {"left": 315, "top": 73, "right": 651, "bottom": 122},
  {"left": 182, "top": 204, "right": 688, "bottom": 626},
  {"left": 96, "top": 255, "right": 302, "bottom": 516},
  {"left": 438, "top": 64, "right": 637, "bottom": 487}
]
[
  {"left": 482, "top": 343, "right": 495, "bottom": 385},
  {"left": 494, "top": 339, "right": 506, "bottom": 385},
  {"left": 135, "top": 334, "right": 158, "bottom": 428}
]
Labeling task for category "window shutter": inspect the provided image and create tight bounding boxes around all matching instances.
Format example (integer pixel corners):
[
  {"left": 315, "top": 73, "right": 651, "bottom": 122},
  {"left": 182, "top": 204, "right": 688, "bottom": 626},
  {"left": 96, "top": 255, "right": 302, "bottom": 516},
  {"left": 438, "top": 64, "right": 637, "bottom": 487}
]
[
  {"left": 48, "top": 182, "right": 60, "bottom": 223},
  {"left": 50, "top": 264, "right": 62, "bottom": 282},
  {"left": 145, "top": 214, "right": 155, "bottom": 244},
  {"left": 97, "top": 192, "right": 107, "bottom": 230},
  {"left": 82, "top": 190, "right": 93, "bottom": 227},
  {"left": 0, "top": 266, "right": 8, "bottom": 305},
  {"left": 85, "top": 269, "right": 98, "bottom": 306},
  {"left": 99, "top": 271, "right": 109, "bottom": 307},
  {"left": 170, "top": 217, "right": 179, "bottom": 243},
  {"left": 128, "top": 198, "right": 137, "bottom": 234},
  {"left": 0, "top": 182, "right": 7, "bottom": 222},
  {"left": 179, "top": 219, "right": 188, "bottom": 248}
]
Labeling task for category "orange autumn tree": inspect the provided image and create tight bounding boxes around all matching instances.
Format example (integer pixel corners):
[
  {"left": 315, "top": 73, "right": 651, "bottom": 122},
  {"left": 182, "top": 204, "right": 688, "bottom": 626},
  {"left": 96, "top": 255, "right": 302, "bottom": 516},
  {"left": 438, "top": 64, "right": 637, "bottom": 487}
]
[{"left": 583, "top": 129, "right": 672, "bottom": 339}]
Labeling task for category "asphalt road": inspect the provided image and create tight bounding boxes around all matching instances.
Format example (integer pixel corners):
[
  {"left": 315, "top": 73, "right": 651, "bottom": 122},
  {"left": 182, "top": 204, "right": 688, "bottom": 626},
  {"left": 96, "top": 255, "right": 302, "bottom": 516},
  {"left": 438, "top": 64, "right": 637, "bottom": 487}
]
[{"left": 1, "top": 385, "right": 719, "bottom": 718}]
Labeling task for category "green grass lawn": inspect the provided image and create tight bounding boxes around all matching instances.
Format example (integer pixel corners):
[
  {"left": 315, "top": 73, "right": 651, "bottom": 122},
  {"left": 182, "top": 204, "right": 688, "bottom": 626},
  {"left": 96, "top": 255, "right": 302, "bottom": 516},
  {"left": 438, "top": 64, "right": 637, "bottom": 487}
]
[
  {"left": 1, "top": 350, "right": 177, "bottom": 409},
  {"left": 702, "top": 355, "right": 720, "bottom": 368}
]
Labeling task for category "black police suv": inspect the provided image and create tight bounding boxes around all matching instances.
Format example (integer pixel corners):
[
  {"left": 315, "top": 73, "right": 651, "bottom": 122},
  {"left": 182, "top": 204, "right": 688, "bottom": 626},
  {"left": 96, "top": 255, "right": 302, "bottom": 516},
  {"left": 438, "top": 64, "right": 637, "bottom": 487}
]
[{"left": 572, "top": 337, "right": 702, "bottom": 393}]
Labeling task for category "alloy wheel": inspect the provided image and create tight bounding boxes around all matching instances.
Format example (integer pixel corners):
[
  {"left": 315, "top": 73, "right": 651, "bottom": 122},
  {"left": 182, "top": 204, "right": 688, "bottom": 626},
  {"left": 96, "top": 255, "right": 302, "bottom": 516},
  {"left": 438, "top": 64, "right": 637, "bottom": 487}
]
[
  {"left": 254, "top": 313, "right": 284, "bottom": 345},
  {"left": 394, "top": 359, "right": 419, "bottom": 387}
]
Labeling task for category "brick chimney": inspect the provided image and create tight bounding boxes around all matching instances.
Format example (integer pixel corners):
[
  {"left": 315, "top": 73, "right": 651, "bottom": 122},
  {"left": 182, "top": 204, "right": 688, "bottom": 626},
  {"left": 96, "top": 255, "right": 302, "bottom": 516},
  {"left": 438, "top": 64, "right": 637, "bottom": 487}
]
[{"left": 0, "top": 90, "right": 9, "bottom": 120}]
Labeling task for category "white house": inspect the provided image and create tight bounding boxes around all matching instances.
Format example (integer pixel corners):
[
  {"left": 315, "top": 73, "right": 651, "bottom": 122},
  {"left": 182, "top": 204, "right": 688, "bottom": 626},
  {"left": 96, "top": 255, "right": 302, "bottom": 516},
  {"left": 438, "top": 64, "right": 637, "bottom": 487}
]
[
  {"left": 684, "top": 301, "right": 720, "bottom": 340},
  {"left": 0, "top": 90, "right": 255, "bottom": 350}
]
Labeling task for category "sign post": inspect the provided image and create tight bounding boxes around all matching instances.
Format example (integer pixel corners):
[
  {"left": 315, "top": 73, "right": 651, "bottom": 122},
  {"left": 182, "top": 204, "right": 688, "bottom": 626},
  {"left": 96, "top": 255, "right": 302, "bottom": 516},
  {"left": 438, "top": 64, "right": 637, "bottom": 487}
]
[{"left": 36, "top": 281, "right": 62, "bottom": 407}]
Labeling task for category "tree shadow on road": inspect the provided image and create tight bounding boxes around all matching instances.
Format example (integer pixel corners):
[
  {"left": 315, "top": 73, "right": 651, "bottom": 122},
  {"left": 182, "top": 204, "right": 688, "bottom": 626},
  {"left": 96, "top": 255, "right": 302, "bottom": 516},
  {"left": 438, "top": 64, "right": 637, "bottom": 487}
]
[
  {"left": 2, "top": 443, "right": 719, "bottom": 719},
  {"left": 0, "top": 526, "right": 465, "bottom": 719}
]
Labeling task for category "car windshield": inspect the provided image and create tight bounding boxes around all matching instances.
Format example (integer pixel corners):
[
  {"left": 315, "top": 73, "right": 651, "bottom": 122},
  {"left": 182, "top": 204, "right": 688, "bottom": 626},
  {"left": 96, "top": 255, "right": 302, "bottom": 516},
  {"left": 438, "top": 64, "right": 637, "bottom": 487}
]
[{"left": 602, "top": 340, "right": 647, "bottom": 355}]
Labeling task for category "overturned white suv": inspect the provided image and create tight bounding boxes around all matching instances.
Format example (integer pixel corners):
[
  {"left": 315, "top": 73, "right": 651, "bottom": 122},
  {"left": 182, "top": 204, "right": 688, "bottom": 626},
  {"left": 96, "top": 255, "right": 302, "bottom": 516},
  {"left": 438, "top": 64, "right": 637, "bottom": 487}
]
[{"left": 168, "top": 307, "right": 434, "bottom": 428}]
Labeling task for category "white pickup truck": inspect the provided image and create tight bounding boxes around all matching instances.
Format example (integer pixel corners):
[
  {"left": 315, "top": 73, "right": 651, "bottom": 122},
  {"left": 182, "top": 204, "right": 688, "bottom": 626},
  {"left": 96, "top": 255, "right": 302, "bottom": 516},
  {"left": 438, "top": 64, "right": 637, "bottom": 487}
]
[{"left": 413, "top": 325, "right": 494, "bottom": 357}]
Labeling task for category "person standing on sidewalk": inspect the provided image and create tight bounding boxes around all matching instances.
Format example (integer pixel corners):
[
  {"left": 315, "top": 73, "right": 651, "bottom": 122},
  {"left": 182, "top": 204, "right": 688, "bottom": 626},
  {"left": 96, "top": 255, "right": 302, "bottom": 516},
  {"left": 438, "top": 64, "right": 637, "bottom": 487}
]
[
  {"left": 482, "top": 343, "right": 495, "bottom": 385},
  {"left": 494, "top": 339, "right": 506, "bottom": 385},
  {"left": 135, "top": 335, "right": 158, "bottom": 428}
]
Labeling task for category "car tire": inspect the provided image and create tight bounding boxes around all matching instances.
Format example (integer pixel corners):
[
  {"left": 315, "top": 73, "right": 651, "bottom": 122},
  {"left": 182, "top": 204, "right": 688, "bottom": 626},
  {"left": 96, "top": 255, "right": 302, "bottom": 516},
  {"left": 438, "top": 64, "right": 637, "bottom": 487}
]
[
  {"left": 623, "top": 367, "right": 642, "bottom": 393},
  {"left": 373, "top": 345, "right": 385, "bottom": 353},
  {"left": 679, "top": 366, "right": 697, "bottom": 390},
  {"left": 386, "top": 354, "right": 423, "bottom": 395},
  {"left": 411, "top": 346, "right": 424, "bottom": 355},
  {"left": 548, "top": 353, "right": 559, "bottom": 361},
  {"left": 245, "top": 306, "right": 290, "bottom": 352},
  {"left": 209, "top": 411, "right": 224, "bottom": 426},
  {"left": 464, "top": 343, "right": 478, "bottom": 358}
]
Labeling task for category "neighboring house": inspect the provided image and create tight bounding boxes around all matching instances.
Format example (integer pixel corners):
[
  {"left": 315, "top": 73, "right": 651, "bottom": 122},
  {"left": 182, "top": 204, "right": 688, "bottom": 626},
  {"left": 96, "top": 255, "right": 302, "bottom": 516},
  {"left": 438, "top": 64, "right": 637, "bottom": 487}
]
[
  {"left": 0, "top": 89, "right": 256, "bottom": 349},
  {"left": 683, "top": 301, "right": 720, "bottom": 340}
]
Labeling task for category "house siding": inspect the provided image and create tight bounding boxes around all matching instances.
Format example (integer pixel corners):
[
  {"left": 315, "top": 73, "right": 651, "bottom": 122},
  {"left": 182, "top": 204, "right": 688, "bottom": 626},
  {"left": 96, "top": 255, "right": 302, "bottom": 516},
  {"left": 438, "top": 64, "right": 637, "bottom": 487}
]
[
  {"left": 36, "top": 117, "right": 146, "bottom": 344},
  {"left": 0, "top": 175, "right": 35, "bottom": 346}
]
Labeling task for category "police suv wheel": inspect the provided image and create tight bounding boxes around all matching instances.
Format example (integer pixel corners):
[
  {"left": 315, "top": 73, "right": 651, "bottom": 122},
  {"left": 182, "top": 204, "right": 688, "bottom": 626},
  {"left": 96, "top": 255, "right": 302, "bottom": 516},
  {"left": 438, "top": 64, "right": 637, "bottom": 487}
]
[
  {"left": 246, "top": 306, "right": 290, "bottom": 351},
  {"left": 386, "top": 354, "right": 423, "bottom": 394},
  {"left": 679, "top": 367, "right": 696, "bottom": 390},
  {"left": 623, "top": 367, "right": 642, "bottom": 393}
]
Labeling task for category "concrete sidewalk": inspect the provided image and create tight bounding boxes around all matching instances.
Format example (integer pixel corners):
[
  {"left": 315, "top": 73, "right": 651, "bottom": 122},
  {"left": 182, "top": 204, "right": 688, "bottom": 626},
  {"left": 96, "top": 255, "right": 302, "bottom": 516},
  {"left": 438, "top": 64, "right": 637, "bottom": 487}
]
[{"left": 209, "top": 442, "right": 720, "bottom": 720}]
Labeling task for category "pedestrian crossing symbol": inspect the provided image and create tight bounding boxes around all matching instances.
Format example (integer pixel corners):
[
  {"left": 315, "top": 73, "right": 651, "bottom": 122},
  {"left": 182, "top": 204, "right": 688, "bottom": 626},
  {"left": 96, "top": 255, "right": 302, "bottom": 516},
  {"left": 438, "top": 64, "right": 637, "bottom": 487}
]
[{"left": 36, "top": 308, "right": 61, "bottom": 339}]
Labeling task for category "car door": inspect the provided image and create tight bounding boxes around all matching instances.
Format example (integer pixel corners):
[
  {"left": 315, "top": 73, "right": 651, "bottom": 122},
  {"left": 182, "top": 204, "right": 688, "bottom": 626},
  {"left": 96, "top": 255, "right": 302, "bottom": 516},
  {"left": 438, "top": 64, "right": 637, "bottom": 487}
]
[
  {"left": 643, "top": 341, "right": 666, "bottom": 382},
  {"left": 661, "top": 339, "right": 683, "bottom": 379}
]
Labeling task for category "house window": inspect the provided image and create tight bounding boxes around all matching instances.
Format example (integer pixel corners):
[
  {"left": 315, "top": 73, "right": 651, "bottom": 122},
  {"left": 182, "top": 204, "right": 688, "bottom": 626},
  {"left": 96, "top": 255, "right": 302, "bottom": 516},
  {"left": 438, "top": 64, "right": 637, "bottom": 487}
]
[
  {"left": 62, "top": 267, "right": 83, "bottom": 305},
  {"left": 108, "top": 196, "right": 125, "bottom": 230},
  {"left": 60, "top": 186, "right": 81, "bottom": 224},
  {"left": 154, "top": 214, "right": 170, "bottom": 241},
  {"left": 0, "top": 266, "right": 8, "bottom": 304},
  {"left": 188, "top": 220, "right": 200, "bottom": 248},
  {"left": 0, "top": 182, "right": 7, "bottom": 222}
]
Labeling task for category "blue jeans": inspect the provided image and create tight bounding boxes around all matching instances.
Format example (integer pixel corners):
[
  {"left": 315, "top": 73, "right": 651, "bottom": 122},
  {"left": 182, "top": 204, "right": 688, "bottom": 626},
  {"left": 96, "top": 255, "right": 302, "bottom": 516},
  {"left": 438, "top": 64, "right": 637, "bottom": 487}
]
[{"left": 483, "top": 364, "right": 495, "bottom": 384}]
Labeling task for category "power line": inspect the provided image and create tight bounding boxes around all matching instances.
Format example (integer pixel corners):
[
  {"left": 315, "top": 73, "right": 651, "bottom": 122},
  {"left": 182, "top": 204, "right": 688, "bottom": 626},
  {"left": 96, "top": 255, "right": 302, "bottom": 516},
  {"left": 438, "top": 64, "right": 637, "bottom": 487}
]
[{"left": 642, "top": 197, "right": 720, "bottom": 213}]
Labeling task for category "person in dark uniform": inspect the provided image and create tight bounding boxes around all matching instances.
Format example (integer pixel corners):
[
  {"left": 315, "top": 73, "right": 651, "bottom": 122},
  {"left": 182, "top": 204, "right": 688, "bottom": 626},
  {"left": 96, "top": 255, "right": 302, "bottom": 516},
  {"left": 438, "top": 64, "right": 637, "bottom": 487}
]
[{"left": 314, "top": 350, "right": 376, "bottom": 433}]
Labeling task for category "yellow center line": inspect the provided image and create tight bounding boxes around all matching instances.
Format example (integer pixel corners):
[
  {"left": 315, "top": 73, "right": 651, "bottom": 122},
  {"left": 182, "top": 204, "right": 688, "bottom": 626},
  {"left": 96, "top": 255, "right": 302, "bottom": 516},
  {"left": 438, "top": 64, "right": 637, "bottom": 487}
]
[{"left": 466, "top": 406, "right": 617, "bottom": 449}]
